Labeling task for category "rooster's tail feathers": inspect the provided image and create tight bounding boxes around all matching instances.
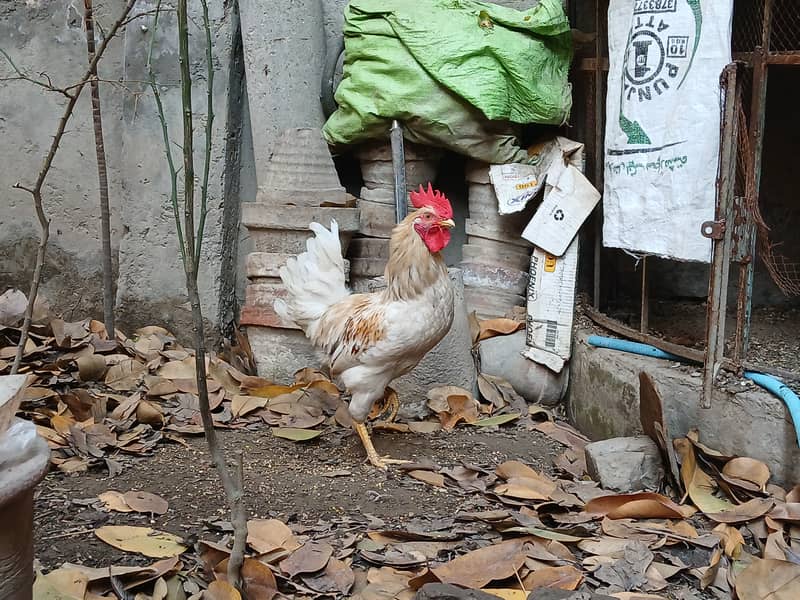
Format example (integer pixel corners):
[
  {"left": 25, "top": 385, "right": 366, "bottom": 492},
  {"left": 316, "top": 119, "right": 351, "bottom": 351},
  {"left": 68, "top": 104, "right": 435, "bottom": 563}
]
[{"left": 275, "top": 220, "right": 349, "bottom": 334}]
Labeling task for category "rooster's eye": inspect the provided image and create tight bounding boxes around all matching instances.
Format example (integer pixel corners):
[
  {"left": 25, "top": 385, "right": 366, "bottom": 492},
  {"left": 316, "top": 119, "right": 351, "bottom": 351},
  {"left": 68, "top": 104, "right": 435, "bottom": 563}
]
[{"left": 424, "top": 213, "right": 432, "bottom": 220}]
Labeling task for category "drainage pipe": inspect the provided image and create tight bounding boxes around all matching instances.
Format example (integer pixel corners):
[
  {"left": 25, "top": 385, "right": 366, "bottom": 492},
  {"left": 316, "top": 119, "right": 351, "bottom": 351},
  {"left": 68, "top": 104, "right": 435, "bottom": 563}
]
[
  {"left": 743, "top": 372, "right": 800, "bottom": 447},
  {"left": 586, "top": 334, "right": 800, "bottom": 447}
]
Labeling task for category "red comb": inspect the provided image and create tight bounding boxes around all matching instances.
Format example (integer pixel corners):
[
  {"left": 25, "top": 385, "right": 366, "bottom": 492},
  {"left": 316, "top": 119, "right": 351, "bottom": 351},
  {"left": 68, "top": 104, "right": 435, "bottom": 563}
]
[{"left": 409, "top": 183, "right": 453, "bottom": 219}]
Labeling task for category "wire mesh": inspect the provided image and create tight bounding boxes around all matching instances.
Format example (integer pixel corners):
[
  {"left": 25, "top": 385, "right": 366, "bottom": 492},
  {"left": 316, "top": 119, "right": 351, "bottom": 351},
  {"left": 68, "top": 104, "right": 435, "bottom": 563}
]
[
  {"left": 732, "top": 0, "right": 765, "bottom": 52},
  {"left": 735, "top": 69, "right": 800, "bottom": 297},
  {"left": 770, "top": 0, "right": 800, "bottom": 52}
]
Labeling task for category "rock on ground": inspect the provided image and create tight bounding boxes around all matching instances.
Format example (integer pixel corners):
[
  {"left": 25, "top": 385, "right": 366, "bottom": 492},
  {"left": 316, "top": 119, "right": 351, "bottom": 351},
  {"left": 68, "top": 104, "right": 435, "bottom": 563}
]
[{"left": 584, "top": 436, "right": 664, "bottom": 493}]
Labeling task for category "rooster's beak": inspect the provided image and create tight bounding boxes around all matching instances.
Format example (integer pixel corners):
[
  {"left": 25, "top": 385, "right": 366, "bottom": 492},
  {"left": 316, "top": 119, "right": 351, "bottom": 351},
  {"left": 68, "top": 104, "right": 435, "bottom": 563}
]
[{"left": 439, "top": 218, "right": 455, "bottom": 229}]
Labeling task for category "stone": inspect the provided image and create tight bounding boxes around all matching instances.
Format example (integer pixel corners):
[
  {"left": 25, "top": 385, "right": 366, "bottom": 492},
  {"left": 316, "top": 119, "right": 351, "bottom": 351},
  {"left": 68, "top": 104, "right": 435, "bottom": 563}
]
[
  {"left": 478, "top": 331, "right": 569, "bottom": 406},
  {"left": 415, "top": 583, "right": 504, "bottom": 600},
  {"left": 584, "top": 436, "right": 664, "bottom": 493}
]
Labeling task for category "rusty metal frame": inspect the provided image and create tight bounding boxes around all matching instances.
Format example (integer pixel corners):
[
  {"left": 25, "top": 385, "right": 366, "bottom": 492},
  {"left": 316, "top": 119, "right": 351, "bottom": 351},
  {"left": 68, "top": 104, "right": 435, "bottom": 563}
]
[{"left": 702, "top": 63, "right": 742, "bottom": 408}]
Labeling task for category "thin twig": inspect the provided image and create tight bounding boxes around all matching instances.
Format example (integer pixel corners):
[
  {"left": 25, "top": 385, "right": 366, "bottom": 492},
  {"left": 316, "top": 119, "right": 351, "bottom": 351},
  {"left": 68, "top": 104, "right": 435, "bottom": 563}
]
[
  {"left": 150, "top": 0, "right": 247, "bottom": 590},
  {"left": 84, "top": 0, "right": 116, "bottom": 337},
  {"left": 0, "top": 48, "right": 71, "bottom": 97},
  {"left": 9, "top": 0, "right": 137, "bottom": 374},
  {"left": 195, "top": 0, "right": 214, "bottom": 266}
]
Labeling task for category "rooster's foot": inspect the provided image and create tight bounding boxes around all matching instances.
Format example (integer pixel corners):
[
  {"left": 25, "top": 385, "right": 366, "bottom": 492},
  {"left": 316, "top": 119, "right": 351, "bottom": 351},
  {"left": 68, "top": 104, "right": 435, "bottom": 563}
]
[
  {"left": 353, "top": 422, "right": 409, "bottom": 470},
  {"left": 367, "top": 387, "right": 400, "bottom": 423}
]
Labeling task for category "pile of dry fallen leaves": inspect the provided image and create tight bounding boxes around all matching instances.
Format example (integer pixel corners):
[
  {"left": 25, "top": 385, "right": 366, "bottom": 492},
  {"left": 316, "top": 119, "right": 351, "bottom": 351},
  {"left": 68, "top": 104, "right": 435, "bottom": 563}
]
[
  {"left": 29, "top": 408, "right": 800, "bottom": 600},
  {"left": 5, "top": 298, "right": 800, "bottom": 599},
  {"left": 0, "top": 312, "right": 543, "bottom": 477}
]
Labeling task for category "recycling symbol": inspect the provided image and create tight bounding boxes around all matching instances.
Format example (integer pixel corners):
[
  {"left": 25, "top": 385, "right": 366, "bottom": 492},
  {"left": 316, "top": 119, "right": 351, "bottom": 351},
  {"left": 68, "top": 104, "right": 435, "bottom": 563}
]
[{"left": 554, "top": 209, "right": 564, "bottom": 221}]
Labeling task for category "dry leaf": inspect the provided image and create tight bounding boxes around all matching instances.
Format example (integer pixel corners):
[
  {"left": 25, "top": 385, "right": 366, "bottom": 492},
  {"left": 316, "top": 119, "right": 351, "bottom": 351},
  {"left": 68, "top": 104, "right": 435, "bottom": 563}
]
[
  {"left": 301, "top": 557, "right": 355, "bottom": 595},
  {"left": 522, "top": 565, "right": 583, "bottom": 591},
  {"left": 585, "top": 492, "right": 696, "bottom": 520},
  {"left": 33, "top": 568, "right": 89, "bottom": 599},
  {"left": 408, "top": 470, "right": 445, "bottom": 488},
  {"left": 478, "top": 318, "right": 524, "bottom": 341},
  {"left": 279, "top": 542, "right": 333, "bottom": 578},
  {"left": 77, "top": 354, "right": 107, "bottom": 382},
  {"left": 205, "top": 580, "right": 241, "bottom": 600},
  {"left": 247, "top": 519, "right": 301, "bottom": 555},
  {"left": 123, "top": 491, "right": 169, "bottom": 515},
  {"left": 472, "top": 413, "right": 520, "bottom": 427},
  {"left": 495, "top": 476, "right": 556, "bottom": 501},
  {"left": 714, "top": 523, "right": 745, "bottom": 558},
  {"left": 427, "top": 538, "right": 529, "bottom": 589},
  {"left": 533, "top": 421, "right": 589, "bottom": 450},
  {"left": 215, "top": 557, "right": 278, "bottom": 600},
  {"left": 98, "top": 490, "right": 133, "bottom": 513},
  {"left": 231, "top": 395, "right": 268, "bottom": 418},
  {"left": 104, "top": 359, "right": 146, "bottom": 391},
  {"left": 735, "top": 558, "right": 800, "bottom": 599},
  {"left": 94, "top": 526, "right": 186, "bottom": 558},
  {"left": 408, "top": 421, "right": 441, "bottom": 434},
  {"left": 723, "top": 457, "right": 771, "bottom": 491},
  {"left": 271, "top": 427, "right": 322, "bottom": 442}
]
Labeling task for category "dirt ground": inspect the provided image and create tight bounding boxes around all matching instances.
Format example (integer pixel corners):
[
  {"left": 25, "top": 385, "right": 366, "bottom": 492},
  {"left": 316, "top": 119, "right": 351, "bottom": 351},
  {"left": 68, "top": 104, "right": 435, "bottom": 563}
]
[{"left": 34, "top": 423, "right": 561, "bottom": 572}]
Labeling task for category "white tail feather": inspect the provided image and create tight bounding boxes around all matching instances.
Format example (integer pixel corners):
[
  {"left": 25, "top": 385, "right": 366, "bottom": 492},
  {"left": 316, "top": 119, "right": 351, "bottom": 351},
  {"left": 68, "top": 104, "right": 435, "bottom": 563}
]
[{"left": 275, "top": 220, "right": 349, "bottom": 337}]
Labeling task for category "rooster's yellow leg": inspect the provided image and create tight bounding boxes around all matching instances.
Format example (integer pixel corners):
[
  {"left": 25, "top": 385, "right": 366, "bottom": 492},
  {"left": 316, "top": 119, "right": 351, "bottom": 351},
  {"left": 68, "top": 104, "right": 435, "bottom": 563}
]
[{"left": 353, "top": 422, "right": 409, "bottom": 469}]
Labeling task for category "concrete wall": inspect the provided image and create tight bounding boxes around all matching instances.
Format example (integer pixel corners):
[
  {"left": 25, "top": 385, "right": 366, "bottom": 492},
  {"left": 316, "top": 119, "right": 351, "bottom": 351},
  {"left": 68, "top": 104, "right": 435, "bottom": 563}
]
[
  {"left": 0, "top": 0, "right": 241, "bottom": 337},
  {"left": 0, "top": 0, "right": 555, "bottom": 337},
  {"left": 569, "top": 330, "right": 800, "bottom": 485}
]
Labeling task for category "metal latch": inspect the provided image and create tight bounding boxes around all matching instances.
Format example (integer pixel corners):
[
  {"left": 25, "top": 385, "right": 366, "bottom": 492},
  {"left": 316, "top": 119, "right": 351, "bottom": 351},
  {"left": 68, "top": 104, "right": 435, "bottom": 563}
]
[{"left": 701, "top": 220, "right": 726, "bottom": 240}]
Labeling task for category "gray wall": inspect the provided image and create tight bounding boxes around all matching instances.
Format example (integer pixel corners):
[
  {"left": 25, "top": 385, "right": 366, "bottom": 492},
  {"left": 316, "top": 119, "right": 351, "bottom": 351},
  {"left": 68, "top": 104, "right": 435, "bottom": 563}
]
[
  {"left": 0, "top": 0, "right": 240, "bottom": 336},
  {"left": 0, "top": 0, "right": 551, "bottom": 337}
]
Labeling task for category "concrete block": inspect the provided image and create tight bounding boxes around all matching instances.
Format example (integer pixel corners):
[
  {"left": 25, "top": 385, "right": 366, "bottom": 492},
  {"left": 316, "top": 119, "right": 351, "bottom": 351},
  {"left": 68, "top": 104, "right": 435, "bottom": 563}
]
[
  {"left": 463, "top": 286, "right": 526, "bottom": 320},
  {"left": 248, "top": 326, "right": 320, "bottom": 382},
  {"left": 461, "top": 262, "right": 529, "bottom": 295},
  {"left": 461, "top": 244, "right": 532, "bottom": 273},
  {"left": 259, "top": 128, "right": 343, "bottom": 193},
  {"left": 356, "top": 198, "right": 414, "bottom": 239},
  {"left": 584, "top": 436, "right": 664, "bottom": 492},
  {"left": 239, "top": 0, "right": 326, "bottom": 183},
  {"left": 570, "top": 329, "right": 800, "bottom": 486},
  {"left": 479, "top": 331, "right": 569, "bottom": 406},
  {"left": 465, "top": 218, "right": 533, "bottom": 248}
]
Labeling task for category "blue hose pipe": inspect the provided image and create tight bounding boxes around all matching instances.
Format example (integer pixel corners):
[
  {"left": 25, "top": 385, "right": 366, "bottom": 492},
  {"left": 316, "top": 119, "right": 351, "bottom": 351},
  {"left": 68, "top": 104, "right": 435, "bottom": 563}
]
[
  {"left": 586, "top": 334, "right": 800, "bottom": 448},
  {"left": 586, "top": 335, "right": 682, "bottom": 361},
  {"left": 744, "top": 372, "right": 800, "bottom": 448}
]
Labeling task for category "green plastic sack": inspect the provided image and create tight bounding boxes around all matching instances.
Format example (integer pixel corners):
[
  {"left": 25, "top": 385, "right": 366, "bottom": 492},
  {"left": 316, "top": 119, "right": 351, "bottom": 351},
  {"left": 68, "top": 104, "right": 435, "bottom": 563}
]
[{"left": 323, "top": 0, "right": 573, "bottom": 164}]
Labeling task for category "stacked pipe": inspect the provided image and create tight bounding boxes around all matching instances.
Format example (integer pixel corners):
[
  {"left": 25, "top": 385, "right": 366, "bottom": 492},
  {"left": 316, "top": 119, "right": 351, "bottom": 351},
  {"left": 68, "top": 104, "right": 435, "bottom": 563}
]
[
  {"left": 240, "top": 128, "right": 360, "bottom": 381},
  {"left": 461, "top": 161, "right": 534, "bottom": 319},
  {"left": 349, "top": 141, "right": 442, "bottom": 291}
]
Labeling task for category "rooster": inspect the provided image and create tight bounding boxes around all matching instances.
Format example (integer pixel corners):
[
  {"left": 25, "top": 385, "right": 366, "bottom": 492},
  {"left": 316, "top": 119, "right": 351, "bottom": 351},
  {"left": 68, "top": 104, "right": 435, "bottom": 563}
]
[{"left": 275, "top": 184, "right": 455, "bottom": 469}]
